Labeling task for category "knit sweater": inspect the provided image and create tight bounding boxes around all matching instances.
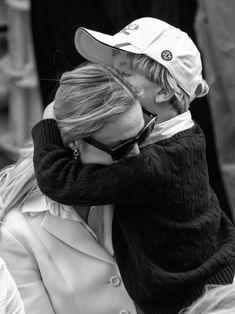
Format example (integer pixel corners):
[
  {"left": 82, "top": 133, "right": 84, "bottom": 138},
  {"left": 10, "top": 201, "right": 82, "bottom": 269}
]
[{"left": 32, "top": 119, "right": 235, "bottom": 314}]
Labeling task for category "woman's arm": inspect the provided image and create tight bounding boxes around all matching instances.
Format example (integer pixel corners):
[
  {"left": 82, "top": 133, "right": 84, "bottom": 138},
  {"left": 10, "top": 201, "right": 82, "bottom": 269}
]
[
  {"left": 32, "top": 119, "right": 157, "bottom": 206},
  {"left": 0, "top": 225, "right": 55, "bottom": 314}
]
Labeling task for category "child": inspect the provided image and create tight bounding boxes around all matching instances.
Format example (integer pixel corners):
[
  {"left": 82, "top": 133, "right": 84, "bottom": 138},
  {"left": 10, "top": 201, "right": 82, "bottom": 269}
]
[{"left": 31, "top": 18, "right": 235, "bottom": 314}]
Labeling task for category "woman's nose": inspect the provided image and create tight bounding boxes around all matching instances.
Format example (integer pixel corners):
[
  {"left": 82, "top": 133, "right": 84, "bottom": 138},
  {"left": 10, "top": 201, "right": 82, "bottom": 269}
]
[{"left": 128, "top": 143, "right": 140, "bottom": 157}]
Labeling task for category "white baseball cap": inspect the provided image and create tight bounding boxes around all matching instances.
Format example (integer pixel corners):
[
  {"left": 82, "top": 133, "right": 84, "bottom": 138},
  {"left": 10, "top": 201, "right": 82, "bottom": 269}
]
[{"left": 74, "top": 17, "right": 204, "bottom": 99}]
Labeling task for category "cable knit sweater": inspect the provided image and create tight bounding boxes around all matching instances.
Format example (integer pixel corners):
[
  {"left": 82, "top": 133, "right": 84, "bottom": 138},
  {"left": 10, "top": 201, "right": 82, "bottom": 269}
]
[{"left": 32, "top": 119, "right": 235, "bottom": 314}]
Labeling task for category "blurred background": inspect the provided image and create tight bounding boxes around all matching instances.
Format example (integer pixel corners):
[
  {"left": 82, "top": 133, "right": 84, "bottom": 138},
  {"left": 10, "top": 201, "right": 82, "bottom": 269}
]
[{"left": 0, "top": 0, "right": 234, "bottom": 221}]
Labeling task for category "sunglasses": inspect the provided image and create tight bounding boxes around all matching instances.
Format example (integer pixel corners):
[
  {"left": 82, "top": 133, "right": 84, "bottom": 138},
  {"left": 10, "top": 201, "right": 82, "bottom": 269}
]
[{"left": 83, "top": 107, "right": 158, "bottom": 161}]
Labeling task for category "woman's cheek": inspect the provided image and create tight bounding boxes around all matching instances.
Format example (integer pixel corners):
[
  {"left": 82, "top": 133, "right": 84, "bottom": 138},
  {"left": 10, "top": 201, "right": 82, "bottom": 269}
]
[{"left": 80, "top": 146, "right": 114, "bottom": 165}]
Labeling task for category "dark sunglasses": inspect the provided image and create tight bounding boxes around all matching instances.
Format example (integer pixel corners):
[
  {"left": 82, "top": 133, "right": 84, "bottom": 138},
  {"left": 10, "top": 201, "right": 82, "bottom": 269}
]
[{"left": 83, "top": 107, "right": 158, "bottom": 161}]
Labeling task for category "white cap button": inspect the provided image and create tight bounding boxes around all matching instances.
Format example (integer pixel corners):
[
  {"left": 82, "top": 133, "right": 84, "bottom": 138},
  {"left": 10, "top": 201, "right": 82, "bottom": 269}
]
[
  {"left": 119, "top": 310, "right": 130, "bottom": 314},
  {"left": 110, "top": 275, "right": 121, "bottom": 286}
]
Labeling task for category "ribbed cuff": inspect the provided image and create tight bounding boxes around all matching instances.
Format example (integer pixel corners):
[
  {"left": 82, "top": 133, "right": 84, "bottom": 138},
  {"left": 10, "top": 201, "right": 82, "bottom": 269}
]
[
  {"left": 31, "top": 119, "right": 64, "bottom": 148},
  {"left": 137, "top": 264, "right": 235, "bottom": 314}
]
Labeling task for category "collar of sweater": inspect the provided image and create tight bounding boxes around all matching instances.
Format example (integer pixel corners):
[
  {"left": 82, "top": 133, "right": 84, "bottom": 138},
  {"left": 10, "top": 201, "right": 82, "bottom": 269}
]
[{"left": 143, "top": 110, "right": 194, "bottom": 146}]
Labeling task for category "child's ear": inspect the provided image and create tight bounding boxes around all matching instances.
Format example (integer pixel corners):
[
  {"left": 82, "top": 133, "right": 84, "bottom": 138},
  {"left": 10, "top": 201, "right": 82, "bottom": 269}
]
[{"left": 154, "top": 88, "right": 174, "bottom": 103}]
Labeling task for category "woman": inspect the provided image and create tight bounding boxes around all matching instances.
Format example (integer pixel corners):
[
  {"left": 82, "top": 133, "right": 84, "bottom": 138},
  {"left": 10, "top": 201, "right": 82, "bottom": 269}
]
[{"left": 0, "top": 63, "right": 148, "bottom": 314}]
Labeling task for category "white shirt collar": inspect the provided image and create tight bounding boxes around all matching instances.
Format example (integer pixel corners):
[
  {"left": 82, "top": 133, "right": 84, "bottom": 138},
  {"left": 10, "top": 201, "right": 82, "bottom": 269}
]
[
  {"left": 143, "top": 110, "right": 194, "bottom": 146},
  {"left": 22, "top": 192, "right": 83, "bottom": 223}
]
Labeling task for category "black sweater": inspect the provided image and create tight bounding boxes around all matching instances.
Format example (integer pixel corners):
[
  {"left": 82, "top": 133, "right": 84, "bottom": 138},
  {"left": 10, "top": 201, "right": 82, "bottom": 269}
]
[{"left": 32, "top": 119, "right": 235, "bottom": 314}]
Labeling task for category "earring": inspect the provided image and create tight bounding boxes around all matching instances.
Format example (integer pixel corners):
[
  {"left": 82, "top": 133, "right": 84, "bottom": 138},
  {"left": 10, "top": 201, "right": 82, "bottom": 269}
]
[{"left": 73, "top": 149, "right": 79, "bottom": 160}]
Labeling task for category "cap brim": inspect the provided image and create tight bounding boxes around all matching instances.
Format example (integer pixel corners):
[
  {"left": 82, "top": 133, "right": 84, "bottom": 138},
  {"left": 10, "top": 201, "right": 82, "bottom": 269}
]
[{"left": 74, "top": 27, "right": 142, "bottom": 66}]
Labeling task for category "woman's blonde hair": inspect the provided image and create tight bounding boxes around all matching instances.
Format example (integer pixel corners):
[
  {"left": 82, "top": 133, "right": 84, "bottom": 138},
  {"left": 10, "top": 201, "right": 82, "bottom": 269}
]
[
  {"left": 0, "top": 62, "right": 138, "bottom": 219},
  {"left": 54, "top": 62, "right": 138, "bottom": 146},
  {"left": 179, "top": 284, "right": 235, "bottom": 314},
  {"left": 127, "top": 52, "right": 209, "bottom": 113}
]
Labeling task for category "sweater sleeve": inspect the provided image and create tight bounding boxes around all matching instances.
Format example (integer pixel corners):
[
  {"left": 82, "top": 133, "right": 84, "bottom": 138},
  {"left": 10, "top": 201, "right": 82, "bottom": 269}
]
[{"left": 31, "top": 119, "right": 156, "bottom": 206}]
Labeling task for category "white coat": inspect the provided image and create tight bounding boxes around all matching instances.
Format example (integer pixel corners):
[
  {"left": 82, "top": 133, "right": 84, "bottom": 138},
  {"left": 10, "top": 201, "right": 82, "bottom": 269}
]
[{"left": 0, "top": 194, "right": 137, "bottom": 314}]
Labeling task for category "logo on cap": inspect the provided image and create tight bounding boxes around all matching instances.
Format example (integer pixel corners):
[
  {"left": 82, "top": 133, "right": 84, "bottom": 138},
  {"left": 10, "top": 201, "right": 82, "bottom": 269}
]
[
  {"left": 127, "top": 23, "right": 139, "bottom": 30},
  {"left": 161, "top": 50, "right": 173, "bottom": 61},
  {"left": 119, "top": 23, "right": 139, "bottom": 35}
]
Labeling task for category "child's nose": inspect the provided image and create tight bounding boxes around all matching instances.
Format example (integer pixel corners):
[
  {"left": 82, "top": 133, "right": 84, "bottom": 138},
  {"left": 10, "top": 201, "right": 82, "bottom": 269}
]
[{"left": 128, "top": 143, "right": 140, "bottom": 157}]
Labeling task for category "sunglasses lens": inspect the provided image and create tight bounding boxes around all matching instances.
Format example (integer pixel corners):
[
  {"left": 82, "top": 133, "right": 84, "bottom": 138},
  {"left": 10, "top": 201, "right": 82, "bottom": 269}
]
[
  {"left": 112, "top": 118, "right": 156, "bottom": 161},
  {"left": 112, "top": 143, "right": 135, "bottom": 161},
  {"left": 137, "top": 120, "right": 155, "bottom": 144}
]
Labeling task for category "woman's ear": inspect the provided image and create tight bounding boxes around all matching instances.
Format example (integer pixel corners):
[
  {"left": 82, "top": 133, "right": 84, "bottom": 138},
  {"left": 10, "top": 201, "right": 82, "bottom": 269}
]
[
  {"left": 69, "top": 140, "right": 82, "bottom": 151},
  {"left": 154, "top": 88, "right": 174, "bottom": 103}
]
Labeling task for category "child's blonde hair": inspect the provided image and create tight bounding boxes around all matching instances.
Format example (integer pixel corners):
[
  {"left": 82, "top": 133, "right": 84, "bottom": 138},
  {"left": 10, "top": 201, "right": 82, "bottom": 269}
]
[
  {"left": 179, "top": 284, "right": 235, "bottom": 314},
  {"left": 127, "top": 52, "right": 209, "bottom": 113},
  {"left": 0, "top": 63, "right": 138, "bottom": 219}
]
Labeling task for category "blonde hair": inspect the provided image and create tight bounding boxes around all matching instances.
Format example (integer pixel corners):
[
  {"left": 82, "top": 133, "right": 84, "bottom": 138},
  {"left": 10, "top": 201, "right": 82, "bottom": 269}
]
[
  {"left": 0, "top": 142, "right": 39, "bottom": 220},
  {"left": 127, "top": 52, "right": 209, "bottom": 113},
  {"left": 179, "top": 284, "right": 235, "bottom": 314},
  {"left": 54, "top": 62, "right": 138, "bottom": 146},
  {"left": 0, "top": 63, "right": 138, "bottom": 219}
]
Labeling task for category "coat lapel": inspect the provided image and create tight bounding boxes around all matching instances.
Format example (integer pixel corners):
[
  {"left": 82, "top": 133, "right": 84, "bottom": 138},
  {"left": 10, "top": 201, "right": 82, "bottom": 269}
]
[
  {"left": 41, "top": 211, "right": 115, "bottom": 265},
  {"left": 23, "top": 194, "right": 115, "bottom": 265}
]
